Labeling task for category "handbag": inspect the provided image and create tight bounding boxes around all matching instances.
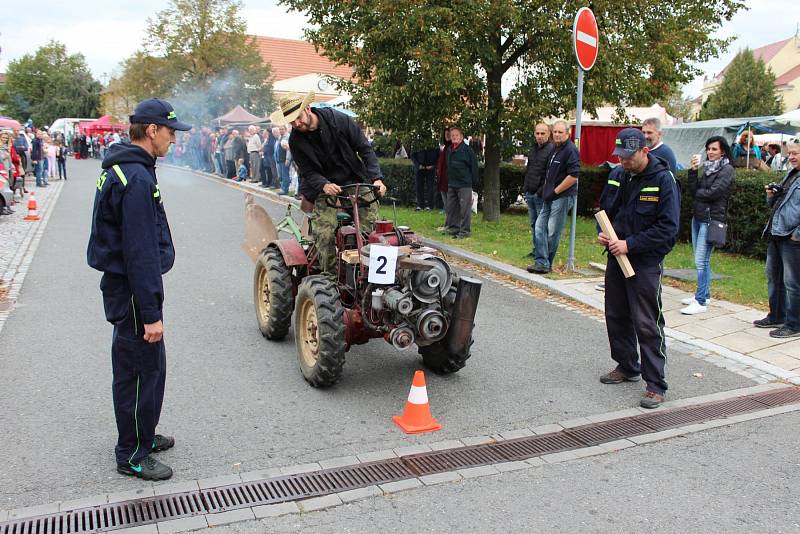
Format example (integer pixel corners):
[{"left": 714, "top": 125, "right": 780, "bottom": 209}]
[{"left": 706, "top": 220, "right": 727, "bottom": 247}]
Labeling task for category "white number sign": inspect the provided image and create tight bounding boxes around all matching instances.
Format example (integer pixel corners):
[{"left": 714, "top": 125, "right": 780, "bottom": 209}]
[{"left": 367, "top": 245, "right": 398, "bottom": 284}]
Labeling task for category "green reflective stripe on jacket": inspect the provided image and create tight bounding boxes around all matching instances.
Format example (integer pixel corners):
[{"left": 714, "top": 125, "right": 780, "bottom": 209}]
[
  {"left": 96, "top": 171, "right": 108, "bottom": 191},
  {"left": 641, "top": 186, "right": 659, "bottom": 192},
  {"left": 113, "top": 164, "right": 128, "bottom": 186},
  {"left": 607, "top": 180, "right": 620, "bottom": 187}
]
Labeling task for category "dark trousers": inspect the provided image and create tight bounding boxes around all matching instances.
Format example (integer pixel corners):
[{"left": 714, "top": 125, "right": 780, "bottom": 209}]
[
  {"left": 445, "top": 187, "right": 473, "bottom": 237},
  {"left": 766, "top": 238, "right": 800, "bottom": 331},
  {"left": 415, "top": 169, "right": 435, "bottom": 208},
  {"left": 226, "top": 159, "right": 236, "bottom": 179},
  {"left": 106, "top": 285, "right": 166, "bottom": 466},
  {"left": 57, "top": 159, "right": 67, "bottom": 179},
  {"left": 604, "top": 257, "right": 668, "bottom": 394},
  {"left": 265, "top": 158, "right": 277, "bottom": 187}
]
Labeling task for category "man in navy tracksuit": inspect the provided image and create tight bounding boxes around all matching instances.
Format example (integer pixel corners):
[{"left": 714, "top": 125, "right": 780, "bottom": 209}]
[
  {"left": 88, "top": 99, "right": 190, "bottom": 480},
  {"left": 598, "top": 129, "right": 680, "bottom": 409}
]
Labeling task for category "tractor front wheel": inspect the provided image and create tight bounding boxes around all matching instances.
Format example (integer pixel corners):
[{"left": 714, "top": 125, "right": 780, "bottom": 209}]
[
  {"left": 294, "top": 276, "right": 346, "bottom": 387},
  {"left": 254, "top": 247, "right": 294, "bottom": 340},
  {"left": 418, "top": 338, "right": 472, "bottom": 375}
]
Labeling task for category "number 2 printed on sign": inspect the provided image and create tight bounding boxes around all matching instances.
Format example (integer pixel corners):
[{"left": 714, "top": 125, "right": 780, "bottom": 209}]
[{"left": 368, "top": 245, "right": 398, "bottom": 284}]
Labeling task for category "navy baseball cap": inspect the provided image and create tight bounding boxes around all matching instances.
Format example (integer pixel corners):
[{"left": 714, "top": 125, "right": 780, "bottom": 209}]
[
  {"left": 612, "top": 128, "right": 646, "bottom": 158},
  {"left": 129, "top": 98, "right": 191, "bottom": 131}
]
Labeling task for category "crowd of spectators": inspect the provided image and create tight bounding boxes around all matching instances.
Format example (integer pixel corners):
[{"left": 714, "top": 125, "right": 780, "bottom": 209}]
[
  {"left": 0, "top": 124, "right": 76, "bottom": 216},
  {"left": 166, "top": 124, "right": 297, "bottom": 196}
]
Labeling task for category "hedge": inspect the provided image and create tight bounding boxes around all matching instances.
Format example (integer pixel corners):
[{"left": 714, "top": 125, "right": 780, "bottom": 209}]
[{"left": 378, "top": 158, "right": 782, "bottom": 259}]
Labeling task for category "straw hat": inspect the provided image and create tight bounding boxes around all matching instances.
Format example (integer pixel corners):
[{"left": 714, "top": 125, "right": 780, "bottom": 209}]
[{"left": 270, "top": 91, "right": 315, "bottom": 124}]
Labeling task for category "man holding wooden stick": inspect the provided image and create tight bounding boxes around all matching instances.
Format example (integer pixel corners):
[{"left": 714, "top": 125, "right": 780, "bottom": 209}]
[{"left": 597, "top": 128, "right": 680, "bottom": 409}]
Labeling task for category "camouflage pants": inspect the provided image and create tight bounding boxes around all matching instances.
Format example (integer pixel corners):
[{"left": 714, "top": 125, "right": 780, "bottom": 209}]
[{"left": 313, "top": 197, "right": 379, "bottom": 273}]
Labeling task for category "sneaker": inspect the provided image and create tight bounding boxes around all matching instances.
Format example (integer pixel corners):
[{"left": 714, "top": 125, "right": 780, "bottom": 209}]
[
  {"left": 424, "top": 207, "right": 432, "bottom": 211},
  {"left": 769, "top": 327, "right": 800, "bottom": 339},
  {"left": 681, "top": 296, "right": 712, "bottom": 305},
  {"left": 753, "top": 317, "right": 784, "bottom": 329},
  {"left": 152, "top": 434, "right": 175, "bottom": 452},
  {"left": 594, "top": 283, "right": 605, "bottom": 291},
  {"left": 640, "top": 391, "right": 664, "bottom": 409},
  {"left": 117, "top": 455, "right": 173, "bottom": 481},
  {"left": 415, "top": 206, "right": 422, "bottom": 211},
  {"left": 526, "top": 264, "right": 550, "bottom": 274},
  {"left": 680, "top": 301, "right": 707, "bottom": 315},
  {"left": 600, "top": 369, "right": 641, "bottom": 384}
]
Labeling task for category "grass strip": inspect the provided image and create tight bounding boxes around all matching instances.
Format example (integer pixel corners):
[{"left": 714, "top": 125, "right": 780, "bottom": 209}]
[{"left": 380, "top": 206, "right": 768, "bottom": 310}]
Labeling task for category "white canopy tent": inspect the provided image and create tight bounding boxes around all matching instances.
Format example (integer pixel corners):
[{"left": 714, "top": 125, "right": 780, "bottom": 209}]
[{"left": 661, "top": 115, "right": 799, "bottom": 169}]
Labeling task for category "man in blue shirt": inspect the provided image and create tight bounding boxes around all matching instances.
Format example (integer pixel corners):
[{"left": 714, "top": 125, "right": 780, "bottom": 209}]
[
  {"left": 642, "top": 117, "right": 677, "bottom": 174},
  {"left": 88, "top": 99, "right": 190, "bottom": 480}
]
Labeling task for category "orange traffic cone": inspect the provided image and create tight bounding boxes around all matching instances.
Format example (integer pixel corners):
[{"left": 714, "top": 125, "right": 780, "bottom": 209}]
[
  {"left": 393, "top": 370, "right": 441, "bottom": 434},
  {"left": 24, "top": 192, "right": 40, "bottom": 221}
]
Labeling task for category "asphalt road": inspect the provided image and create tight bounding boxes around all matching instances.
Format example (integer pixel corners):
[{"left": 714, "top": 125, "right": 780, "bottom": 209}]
[
  {"left": 0, "top": 159, "right": 754, "bottom": 510},
  {"left": 216, "top": 412, "right": 800, "bottom": 533}
]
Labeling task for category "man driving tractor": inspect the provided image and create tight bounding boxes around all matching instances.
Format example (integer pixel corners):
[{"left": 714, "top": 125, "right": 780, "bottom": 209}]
[{"left": 270, "top": 92, "right": 388, "bottom": 272}]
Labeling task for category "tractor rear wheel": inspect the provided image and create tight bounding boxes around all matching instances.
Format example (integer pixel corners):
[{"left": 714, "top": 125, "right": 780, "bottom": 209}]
[
  {"left": 418, "top": 339, "right": 472, "bottom": 375},
  {"left": 294, "top": 276, "right": 346, "bottom": 387},
  {"left": 254, "top": 247, "right": 294, "bottom": 340}
]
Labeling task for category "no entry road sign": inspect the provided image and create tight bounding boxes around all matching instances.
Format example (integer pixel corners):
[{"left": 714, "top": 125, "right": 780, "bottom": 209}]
[
  {"left": 567, "top": 7, "right": 599, "bottom": 271},
  {"left": 573, "top": 7, "right": 599, "bottom": 71}
]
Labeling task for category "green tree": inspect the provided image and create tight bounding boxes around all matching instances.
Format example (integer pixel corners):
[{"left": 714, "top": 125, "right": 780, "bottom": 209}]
[
  {"left": 699, "top": 49, "right": 783, "bottom": 120},
  {"left": 0, "top": 41, "right": 101, "bottom": 126},
  {"left": 115, "top": 0, "right": 274, "bottom": 125},
  {"left": 282, "top": 0, "right": 745, "bottom": 220},
  {"left": 658, "top": 86, "right": 695, "bottom": 122}
]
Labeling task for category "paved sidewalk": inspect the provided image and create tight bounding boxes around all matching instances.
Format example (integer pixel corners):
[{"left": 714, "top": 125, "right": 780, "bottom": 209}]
[
  {"left": 169, "top": 166, "right": 800, "bottom": 383},
  {"left": 558, "top": 276, "right": 800, "bottom": 374},
  {"left": 0, "top": 180, "right": 64, "bottom": 331}
]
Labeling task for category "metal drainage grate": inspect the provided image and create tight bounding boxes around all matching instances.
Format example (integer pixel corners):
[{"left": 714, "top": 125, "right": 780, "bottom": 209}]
[
  {"left": 566, "top": 418, "right": 652, "bottom": 446},
  {"left": 749, "top": 387, "right": 800, "bottom": 406},
  {"left": 635, "top": 396, "right": 768, "bottom": 431},
  {"left": 2, "top": 386, "right": 798, "bottom": 534}
]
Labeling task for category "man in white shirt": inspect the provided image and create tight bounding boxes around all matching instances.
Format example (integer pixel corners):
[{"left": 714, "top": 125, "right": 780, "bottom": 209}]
[{"left": 246, "top": 125, "right": 262, "bottom": 182}]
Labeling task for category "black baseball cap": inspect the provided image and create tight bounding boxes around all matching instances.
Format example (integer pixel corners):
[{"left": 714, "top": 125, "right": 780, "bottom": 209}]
[
  {"left": 612, "top": 128, "right": 646, "bottom": 158},
  {"left": 129, "top": 98, "right": 191, "bottom": 131}
]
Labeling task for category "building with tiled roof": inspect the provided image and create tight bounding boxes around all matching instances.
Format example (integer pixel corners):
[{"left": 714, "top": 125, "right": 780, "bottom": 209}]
[
  {"left": 699, "top": 34, "right": 800, "bottom": 112},
  {"left": 251, "top": 36, "right": 353, "bottom": 102}
]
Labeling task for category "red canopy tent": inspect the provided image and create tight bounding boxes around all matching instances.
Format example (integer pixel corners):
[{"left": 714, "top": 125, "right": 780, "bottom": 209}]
[
  {"left": 570, "top": 123, "right": 641, "bottom": 165},
  {"left": 78, "top": 115, "right": 127, "bottom": 135}
]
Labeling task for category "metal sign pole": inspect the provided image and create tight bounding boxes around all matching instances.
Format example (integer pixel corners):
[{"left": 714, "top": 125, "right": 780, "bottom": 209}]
[{"left": 567, "top": 68, "right": 584, "bottom": 272}]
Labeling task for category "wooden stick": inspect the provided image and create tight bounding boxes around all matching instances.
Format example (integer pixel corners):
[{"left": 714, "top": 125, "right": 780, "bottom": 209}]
[{"left": 594, "top": 210, "right": 635, "bottom": 278}]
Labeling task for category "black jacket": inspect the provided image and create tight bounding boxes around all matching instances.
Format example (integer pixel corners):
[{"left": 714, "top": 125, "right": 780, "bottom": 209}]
[
  {"left": 290, "top": 108, "right": 382, "bottom": 201},
  {"left": 607, "top": 155, "right": 680, "bottom": 265},
  {"left": 411, "top": 146, "right": 439, "bottom": 170},
  {"left": 231, "top": 136, "right": 247, "bottom": 162},
  {"left": 542, "top": 139, "right": 580, "bottom": 201},
  {"left": 263, "top": 135, "right": 277, "bottom": 162},
  {"left": 31, "top": 138, "right": 43, "bottom": 161},
  {"left": 523, "top": 141, "right": 554, "bottom": 195},
  {"left": 87, "top": 143, "right": 175, "bottom": 324},
  {"left": 687, "top": 163, "right": 735, "bottom": 223}
]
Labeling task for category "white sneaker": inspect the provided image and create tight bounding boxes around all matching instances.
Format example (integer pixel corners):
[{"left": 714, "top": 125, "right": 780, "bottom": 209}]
[
  {"left": 681, "top": 301, "right": 708, "bottom": 315},
  {"left": 681, "top": 297, "right": 711, "bottom": 305}
]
